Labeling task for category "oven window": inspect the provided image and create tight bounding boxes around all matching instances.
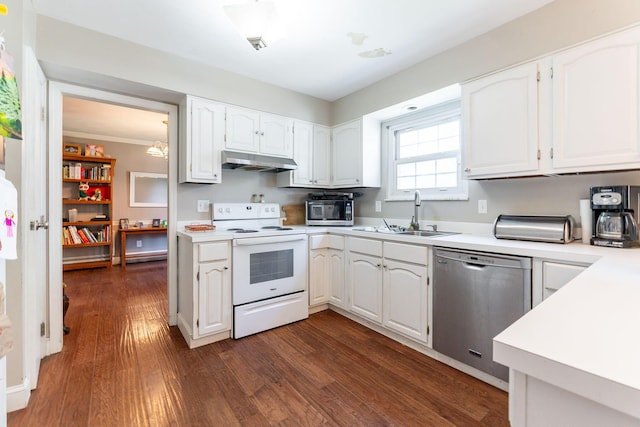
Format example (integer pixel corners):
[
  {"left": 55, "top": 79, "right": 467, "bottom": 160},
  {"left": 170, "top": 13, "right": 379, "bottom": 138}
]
[{"left": 250, "top": 249, "right": 294, "bottom": 284}]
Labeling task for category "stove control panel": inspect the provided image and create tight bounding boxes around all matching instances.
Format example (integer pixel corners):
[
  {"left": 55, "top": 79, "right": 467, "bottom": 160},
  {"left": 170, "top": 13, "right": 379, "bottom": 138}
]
[{"left": 212, "top": 203, "right": 280, "bottom": 220}]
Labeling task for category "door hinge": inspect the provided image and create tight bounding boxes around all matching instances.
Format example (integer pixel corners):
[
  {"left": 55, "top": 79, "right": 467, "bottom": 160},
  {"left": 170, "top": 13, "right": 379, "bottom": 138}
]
[
  {"left": 40, "top": 322, "right": 46, "bottom": 337},
  {"left": 536, "top": 70, "right": 540, "bottom": 82},
  {"left": 196, "top": 319, "right": 199, "bottom": 328},
  {"left": 537, "top": 149, "right": 541, "bottom": 160},
  {"left": 427, "top": 325, "right": 430, "bottom": 336},
  {"left": 550, "top": 147, "right": 554, "bottom": 159},
  {"left": 40, "top": 107, "right": 46, "bottom": 121},
  {"left": 427, "top": 277, "right": 430, "bottom": 286},
  {"left": 197, "top": 271, "right": 200, "bottom": 281},
  {"left": 550, "top": 66, "right": 553, "bottom": 79}
]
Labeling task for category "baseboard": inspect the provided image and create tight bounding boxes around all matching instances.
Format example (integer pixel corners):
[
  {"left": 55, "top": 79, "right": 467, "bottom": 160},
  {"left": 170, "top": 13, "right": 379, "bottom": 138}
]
[{"left": 7, "top": 378, "right": 30, "bottom": 412}]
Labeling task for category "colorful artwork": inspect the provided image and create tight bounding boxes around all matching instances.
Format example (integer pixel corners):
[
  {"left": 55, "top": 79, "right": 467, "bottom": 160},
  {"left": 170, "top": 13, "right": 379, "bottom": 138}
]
[
  {"left": 0, "top": 29, "right": 22, "bottom": 140},
  {"left": 3, "top": 209, "right": 14, "bottom": 237}
]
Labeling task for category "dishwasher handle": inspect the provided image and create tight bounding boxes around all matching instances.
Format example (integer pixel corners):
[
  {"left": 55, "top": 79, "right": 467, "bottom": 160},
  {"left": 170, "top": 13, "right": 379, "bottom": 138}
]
[{"left": 435, "top": 247, "right": 531, "bottom": 270}]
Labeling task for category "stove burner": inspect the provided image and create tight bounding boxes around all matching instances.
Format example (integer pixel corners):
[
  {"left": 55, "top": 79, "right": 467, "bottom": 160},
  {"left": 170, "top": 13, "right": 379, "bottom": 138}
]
[
  {"left": 261, "top": 226, "right": 294, "bottom": 231},
  {"left": 228, "top": 228, "right": 259, "bottom": 233}
]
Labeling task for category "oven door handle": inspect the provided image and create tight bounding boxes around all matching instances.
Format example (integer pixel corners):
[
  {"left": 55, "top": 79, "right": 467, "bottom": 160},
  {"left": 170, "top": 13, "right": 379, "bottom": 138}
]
[{"left": 233, "top": 234, "right": 307, "bottom": 246}]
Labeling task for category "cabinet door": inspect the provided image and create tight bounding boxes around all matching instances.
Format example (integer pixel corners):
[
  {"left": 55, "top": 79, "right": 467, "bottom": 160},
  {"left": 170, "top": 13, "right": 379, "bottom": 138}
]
[
  {"left": 226, "top": 106, "right": 260, "bottom": 153},
  {"left": 188, "top": 98, "right": 224, "bottom": 183},
  {"left": 292, "top": 121, "right": 314, "bottom": 186},
  {"left": 332, "top": 120, "right": 363, "bottom": 187},
  {"left": 383, "top": 259, "right": 428, "bottom": 342},
  {"left": 313, "top": 125, "right": 332, "bottom": 187},
  {"left": 542, "top": 261, "right": 587, "bottom": 300},
  {"left": 462, "top": 62, "right": 540, "bottom": 178},
  {"left": 349, "top": 252, "right": 382, "bottom": 323},
  {"left": 309, "top": 249, "right": 329, "bottom": 305},
  {"left": 197, "top": 260, "right": 231, "bottom": 337},
  {"left": 260, "top": 113, "right": 293, "bottom": 157},
  {"left": 551, "top": 27, "right": 640, "bottom": 171},
  {"left": 328, "top": 248, "right": 346, "bottom": 308}
]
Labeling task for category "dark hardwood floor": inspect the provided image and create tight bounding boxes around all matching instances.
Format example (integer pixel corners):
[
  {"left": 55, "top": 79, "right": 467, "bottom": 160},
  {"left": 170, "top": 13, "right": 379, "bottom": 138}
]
[{"left": 8, "top": 261, "right": 508, "bottom": 426}]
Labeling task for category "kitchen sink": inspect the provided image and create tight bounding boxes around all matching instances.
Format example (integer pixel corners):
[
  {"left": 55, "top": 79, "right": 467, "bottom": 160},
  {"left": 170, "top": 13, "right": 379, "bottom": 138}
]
[{"left": 399, "top": 230, "right": 459, "bottom": 237}]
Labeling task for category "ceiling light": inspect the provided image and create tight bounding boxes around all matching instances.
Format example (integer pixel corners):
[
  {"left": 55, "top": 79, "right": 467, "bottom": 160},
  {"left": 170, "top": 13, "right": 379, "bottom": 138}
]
[
  {"left": 223, "top": 1, "right": 286, "bottom": 50},
  {"left": 347, "top": 32, "right": 368, "bottom": 46},
  {"left": 146, "top": 142, "right": 168, "bottom": 159}
]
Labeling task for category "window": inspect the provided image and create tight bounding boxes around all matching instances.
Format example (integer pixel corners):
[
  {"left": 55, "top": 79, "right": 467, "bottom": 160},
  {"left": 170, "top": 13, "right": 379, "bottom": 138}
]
[{"left": 386, "top": 99, "right": 467, "bottom": 200}]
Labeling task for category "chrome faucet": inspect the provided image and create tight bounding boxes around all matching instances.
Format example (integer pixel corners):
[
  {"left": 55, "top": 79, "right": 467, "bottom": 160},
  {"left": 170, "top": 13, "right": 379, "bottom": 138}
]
[{"left": 412, "top": 190, "right": 421, "bottom": 230}]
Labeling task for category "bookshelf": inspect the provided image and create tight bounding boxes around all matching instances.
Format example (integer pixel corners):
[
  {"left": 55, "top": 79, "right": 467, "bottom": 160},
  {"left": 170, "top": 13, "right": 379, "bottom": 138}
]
[{"left": 62, "top": 153, "right": 116, "bottom": 271}]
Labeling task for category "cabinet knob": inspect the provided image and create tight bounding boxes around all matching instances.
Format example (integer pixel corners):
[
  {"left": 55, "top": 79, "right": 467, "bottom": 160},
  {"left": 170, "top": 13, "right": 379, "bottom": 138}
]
[
  {"left": 255, "top": 130, "right": 260, "bottom": 135},
  {"left": 224, "top": 266, "right": 229, "bottom": 270},
  {"left": 464, "top": 168, "right": 471, "bottom": 173},
  {"left": 260, "top": 131, "right": 265, "bottom": 136}
]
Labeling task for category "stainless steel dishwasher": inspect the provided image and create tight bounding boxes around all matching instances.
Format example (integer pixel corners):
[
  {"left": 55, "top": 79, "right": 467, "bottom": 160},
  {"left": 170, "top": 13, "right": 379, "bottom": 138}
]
[{"left": 433, "top": 247, "right": 531, "bottom": 382}]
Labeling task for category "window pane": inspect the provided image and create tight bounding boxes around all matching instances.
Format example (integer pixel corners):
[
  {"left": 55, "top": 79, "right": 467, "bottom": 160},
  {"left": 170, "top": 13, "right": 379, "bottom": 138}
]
[
  {"left": 418, "top": 126, "right": 438, "bottom": 142},
  {"left": 436, "top": 173, "right": 457, "bottom": 188},
  {"left": 398, "top": 176, "right": 415, "bottom": 190},
  {"left": 437, "top": 157, "right": 457, "bottom": 173},
  {"left": 416, "top": 174, "right": 436, "bottom": 188},
  {"left": 439, "top": 120, "right": 459, "bottom": 138},
  {"left": 417, "top": 141, "right": 438, "bottom": 156},
  {"left": 439, "top": 136, "right": 460, "bottom": 151},
  {"left": 397, "top": 163, "right": 415, "bottom": 177},
  {"left": 416, "top": 160, "right": 436, "bottom": 174}
]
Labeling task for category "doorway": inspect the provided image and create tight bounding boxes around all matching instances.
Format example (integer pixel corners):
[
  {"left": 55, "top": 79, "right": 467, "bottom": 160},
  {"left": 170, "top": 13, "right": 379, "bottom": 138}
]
[{"left": 48, "top": 82, "right": 179, "bottom": 355}]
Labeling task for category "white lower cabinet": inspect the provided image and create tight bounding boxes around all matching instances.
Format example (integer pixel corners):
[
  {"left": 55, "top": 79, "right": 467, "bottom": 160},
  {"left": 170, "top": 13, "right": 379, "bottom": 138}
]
[
  {"left": 309, "top": 234, "right": 345, "bottom": 309},
  {"left": 542, "top": 261, "right": 588, "bottom": 300},
  {"left": 178, "top": 237, "right": 231, "bottom": 348},
  {"left": 347, "top": 237, "right": 429, "bottom": 343},
  {"left": 382, "top": 243, "right": 429, "bottom": 343}
]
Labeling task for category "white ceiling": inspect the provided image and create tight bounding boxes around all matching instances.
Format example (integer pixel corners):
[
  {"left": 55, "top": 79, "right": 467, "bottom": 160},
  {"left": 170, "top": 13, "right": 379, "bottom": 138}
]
[{"left": 34, "top": 0, "right": 554, "bottom": 102}]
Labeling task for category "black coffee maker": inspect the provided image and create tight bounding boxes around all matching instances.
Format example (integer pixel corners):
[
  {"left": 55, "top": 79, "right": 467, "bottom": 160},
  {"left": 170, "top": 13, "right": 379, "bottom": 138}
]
[{"left": 590, "top": 185, "right": 640, "bottom": 248}]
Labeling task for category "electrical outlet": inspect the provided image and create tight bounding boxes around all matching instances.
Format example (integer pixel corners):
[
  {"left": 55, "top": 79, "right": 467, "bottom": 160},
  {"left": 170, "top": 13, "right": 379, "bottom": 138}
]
[
  {"left": 197, "top": 199, "right": 210, "bottom": 213},
  {"left": 375, "top": 200, "right": 382, "bottom": 212},
  {"left": 136, "top": 240, "right": 142, "bottom": 248},
  {"left": 478, "top": 199, "right": 488, "bottom": 214}
]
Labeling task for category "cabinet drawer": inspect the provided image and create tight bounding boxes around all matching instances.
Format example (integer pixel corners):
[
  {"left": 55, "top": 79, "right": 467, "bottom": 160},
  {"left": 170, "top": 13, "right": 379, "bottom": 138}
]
[
  {"left": 309, "top": 234, "right": 344, "bottom": 250},
  {"left": 349, "top": 237, "right": 382, "bottom": 256},
  {"left": 198, "top": 242, "right": 229, "bottom": 262},
  {"left": 543, "top": 262, "right": 587, "bottom": 296},
  {"left": 384, "top": 242, "right": 428, "bottom": 265}
]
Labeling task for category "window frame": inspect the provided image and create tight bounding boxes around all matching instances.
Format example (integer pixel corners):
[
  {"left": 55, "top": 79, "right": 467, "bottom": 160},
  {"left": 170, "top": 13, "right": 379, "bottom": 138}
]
[{"left": 385, "top": 99, "right": 468, "bottom": 201}]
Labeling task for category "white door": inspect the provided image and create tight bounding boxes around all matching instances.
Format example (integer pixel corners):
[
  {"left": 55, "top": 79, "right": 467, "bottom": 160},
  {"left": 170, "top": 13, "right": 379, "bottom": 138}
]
[
  {"left": 309, "top": 249, "right": 328, "bottom": 305},
  {"left": 332, "top": 120, "right": 362, "bottom": 187},
  {"left": 551, "top": 27, "right": 640, "bottom": 171},
  {"left": 225, "top": 106, "right": 260, "bottom": 153},
  {"left": 292, "top": 121, "right": 314, "bottom": 186},
  {"left": 462, "top": 61, "right": 540, "bottom": 178},
  {"left": 383, "top": 259, "right": 428, "bottom": 342},
  {"left": 328, "top": 249, "right": 345, "bottom": 308},
  {"left": 189, "top": 97, "right": 224, "bottom": 183},
  {"left": 23, "top": 48, "right": 48, "bottom": 387},
  {"left": 313, "top": 125, "right": 332, "bottom": 187},
  {"left": 349, "top": 252, "right": 382, "bottom": 323},
  {"left": 260, "top": 113, "right": 293, "bottom": 157},
  {"left": 197, "top": 260, "right": 231, "bottom": 337}
]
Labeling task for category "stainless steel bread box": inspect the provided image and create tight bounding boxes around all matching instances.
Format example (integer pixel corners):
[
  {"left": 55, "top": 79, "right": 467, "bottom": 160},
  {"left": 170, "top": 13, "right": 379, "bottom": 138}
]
[{"left": 493, "top": 215, "right": 575, "bottom": 244}]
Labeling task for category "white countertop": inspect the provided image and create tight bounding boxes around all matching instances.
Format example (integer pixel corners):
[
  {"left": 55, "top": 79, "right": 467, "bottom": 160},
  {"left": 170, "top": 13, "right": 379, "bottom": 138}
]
[{"left": 179, "top": 222, "right": 640, "bottom": 417}]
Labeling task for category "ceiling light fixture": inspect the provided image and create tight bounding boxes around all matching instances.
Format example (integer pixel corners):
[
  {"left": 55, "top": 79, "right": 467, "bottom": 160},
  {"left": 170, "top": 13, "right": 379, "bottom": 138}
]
[
  {"left": 146, "top": 141, "right": 168, "bottom": 159},
  {"left": 358, "top": 48, "right": 392, "bottom": 58},
  {"left": 223, "top": 0, "right": 286, "bottom": 50}
]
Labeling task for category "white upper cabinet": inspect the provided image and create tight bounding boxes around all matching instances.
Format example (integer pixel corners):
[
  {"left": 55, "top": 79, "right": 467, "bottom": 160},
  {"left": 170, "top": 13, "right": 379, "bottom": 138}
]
[
  {"left": 551, "top": 26, "right": 640, "bottom": 171},
  {"left": 462, "top": 26, "right": 640, "bottom": 179},
  {"left": 179, "top": 96, "right": 225, "bottom": 183},
  {"left": 462, "top": 62, "right": 541, "bottom": 179},
  {"left": 332, "top": 117, "right": 381, "bottom": 188},
  {"left": 313, "top": 125, "right": 332, "bottom": 186},
  {"left": 225, "top": 106, "right": 260, "bottom": 153},
  {"left": 225, "top": 106, "right": 293, "bottom": 158},
  {"left": 277, "top": 121, "right": 332, "bottom": 188}
]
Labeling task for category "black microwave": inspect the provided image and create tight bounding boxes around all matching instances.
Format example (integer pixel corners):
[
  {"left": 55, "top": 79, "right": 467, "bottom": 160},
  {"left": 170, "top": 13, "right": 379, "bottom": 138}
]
[{"left": 305, "top": 193, "right": 354, "bottom": 226}]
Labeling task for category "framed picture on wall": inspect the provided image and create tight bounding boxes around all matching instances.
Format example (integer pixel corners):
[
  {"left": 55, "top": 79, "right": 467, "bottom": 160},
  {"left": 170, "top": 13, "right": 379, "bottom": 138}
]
[
  {"left": 152, "top": 218, "right": 161, "bottom": 227},
  {"left": 63, "top": 143, "right": 81, "bottom": 155},
  {"left": 119, "top": 218, "right": 129, "bottom": 229}
]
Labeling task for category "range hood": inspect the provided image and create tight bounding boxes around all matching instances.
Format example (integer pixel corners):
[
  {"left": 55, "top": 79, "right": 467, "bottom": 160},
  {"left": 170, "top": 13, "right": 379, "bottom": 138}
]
[{"left": 221, "top": 150, "right": 297, "bottom": 172}]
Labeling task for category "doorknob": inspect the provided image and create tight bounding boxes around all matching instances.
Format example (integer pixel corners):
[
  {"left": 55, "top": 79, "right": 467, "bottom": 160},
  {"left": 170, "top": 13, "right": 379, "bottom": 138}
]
[{"left": 30, "top": 216, "right": 49, "bottom": 231}]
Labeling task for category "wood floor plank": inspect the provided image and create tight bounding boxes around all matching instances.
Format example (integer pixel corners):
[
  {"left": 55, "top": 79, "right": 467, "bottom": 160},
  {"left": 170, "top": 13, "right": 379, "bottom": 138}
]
[{"left": 8, "top": 261, "right": 508, "bottom": 426}]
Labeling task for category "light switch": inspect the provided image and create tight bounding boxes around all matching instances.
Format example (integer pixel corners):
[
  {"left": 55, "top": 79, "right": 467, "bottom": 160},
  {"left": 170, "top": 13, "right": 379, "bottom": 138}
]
[
  {"left": 375, "top": 200, "right": 382, "bottom": 212},
  {"left": 197, "top": 200, "right": 210, "bottom": 213}
]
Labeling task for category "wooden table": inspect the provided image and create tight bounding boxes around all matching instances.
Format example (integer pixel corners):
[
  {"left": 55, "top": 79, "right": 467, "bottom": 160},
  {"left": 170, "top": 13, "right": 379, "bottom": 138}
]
[{"left": 119, "top": 226, "right": 167, "bottom": 268}]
